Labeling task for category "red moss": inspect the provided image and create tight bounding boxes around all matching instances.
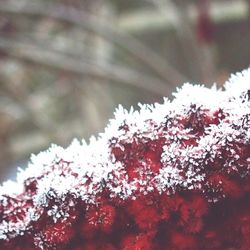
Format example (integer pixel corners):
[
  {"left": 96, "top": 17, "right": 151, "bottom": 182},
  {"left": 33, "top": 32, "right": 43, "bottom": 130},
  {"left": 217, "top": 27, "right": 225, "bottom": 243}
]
[
  {"left": 41, "top": 221, "right": 75, "bottom": 245},
  {"left": 0, "top": 71, "right": 250, "bottom": 249},
  {"left": 128, "top": 195, "right": 161, "bottom": 230},
  {"left": 120, "top": 232, "right": 154, "bottom": 250},
  {"left": 81, "top": 203, "right": 116, "bottom": 238},
  {"left": 171, "top": 231, "right": 197, "bottom": 249}
]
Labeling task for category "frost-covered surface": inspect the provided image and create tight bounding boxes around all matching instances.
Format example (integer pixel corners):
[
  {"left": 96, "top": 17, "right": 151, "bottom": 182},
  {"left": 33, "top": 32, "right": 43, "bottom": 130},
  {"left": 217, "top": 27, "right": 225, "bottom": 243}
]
[{"left": 0, "top": 68, "right": 250, "bottom": 249}]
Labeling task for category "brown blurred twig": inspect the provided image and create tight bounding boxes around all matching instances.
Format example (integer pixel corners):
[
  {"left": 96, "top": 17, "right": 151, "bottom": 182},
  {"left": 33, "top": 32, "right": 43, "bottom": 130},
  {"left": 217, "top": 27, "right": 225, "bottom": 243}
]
[
  {"left": 148, "top": 0, "right": 218, "bottom": 83},
  {"left": 0, "top": 0, "right": 187, "bottom": 86},
  {"left": 0, "top": 37, "right": 172, "bottom": 96},
  {"left": 148, "top": 0, "right": 206, "bottom": 82}
]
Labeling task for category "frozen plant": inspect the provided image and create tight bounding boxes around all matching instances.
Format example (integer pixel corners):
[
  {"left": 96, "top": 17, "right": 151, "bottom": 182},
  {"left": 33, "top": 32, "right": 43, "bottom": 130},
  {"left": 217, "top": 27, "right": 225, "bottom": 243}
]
[{"left": 0, "top": 68, "right": 250, "bottom": 249}]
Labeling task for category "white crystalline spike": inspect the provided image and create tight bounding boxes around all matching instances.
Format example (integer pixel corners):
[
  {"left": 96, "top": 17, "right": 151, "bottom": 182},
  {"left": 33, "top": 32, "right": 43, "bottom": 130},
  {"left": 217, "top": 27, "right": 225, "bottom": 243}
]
[
  {"left": 225, "top": 68, "right": 250, "bottom": 92},
  {"left": 0, "top": 180, "right": 23, "bottom": 196},
  {"left": 172, "top": 83, "right": 221, "bottom": 109}
]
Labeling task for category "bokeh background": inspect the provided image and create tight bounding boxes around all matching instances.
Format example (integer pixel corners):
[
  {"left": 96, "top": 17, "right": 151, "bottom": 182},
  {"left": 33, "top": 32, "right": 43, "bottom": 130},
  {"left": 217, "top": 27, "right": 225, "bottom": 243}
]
[{"left": 0, "top": 0, "right": 250, "bottom": 181}]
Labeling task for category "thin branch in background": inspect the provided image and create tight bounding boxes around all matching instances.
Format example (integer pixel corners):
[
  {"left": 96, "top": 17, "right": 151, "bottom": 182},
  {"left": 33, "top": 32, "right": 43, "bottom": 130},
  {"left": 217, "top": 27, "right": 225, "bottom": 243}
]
[
  {"left": 0, "top": 37, "right": 172, "bottom": 96},
  {"left": 148, "top": 0, "right": 215, "bottom": 83},
  {"left": 0, "top": 77, "right": 61, "bottom": 143},
  {"left": 0, "top": 0, "right": 187, "bottom": 86}
]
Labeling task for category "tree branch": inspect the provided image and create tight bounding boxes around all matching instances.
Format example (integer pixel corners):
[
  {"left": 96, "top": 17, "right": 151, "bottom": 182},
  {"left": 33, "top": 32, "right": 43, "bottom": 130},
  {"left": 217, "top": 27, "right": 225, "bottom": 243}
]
[
  {"left": 0, "top": 37, "right": 172, "bottom": 96},
  {"left": 0, "top": 0, "right": 187, "bottom": 85}
]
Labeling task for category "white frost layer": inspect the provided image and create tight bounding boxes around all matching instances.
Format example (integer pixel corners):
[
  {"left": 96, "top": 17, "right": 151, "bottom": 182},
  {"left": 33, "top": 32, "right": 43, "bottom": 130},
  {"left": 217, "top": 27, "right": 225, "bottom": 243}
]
[{"left": 0, "top": 68, "right": 249, "bottom": 197}]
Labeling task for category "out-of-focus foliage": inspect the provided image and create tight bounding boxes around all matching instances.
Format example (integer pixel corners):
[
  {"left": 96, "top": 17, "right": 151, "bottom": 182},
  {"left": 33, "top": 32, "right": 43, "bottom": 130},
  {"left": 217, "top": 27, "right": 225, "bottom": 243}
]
[{"left": 0, "top": 0, "right": 249, "bottom": 181}]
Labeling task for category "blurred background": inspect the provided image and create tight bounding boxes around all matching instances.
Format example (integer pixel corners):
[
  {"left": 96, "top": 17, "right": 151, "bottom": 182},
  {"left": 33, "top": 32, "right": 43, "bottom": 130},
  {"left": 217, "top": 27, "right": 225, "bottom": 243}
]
[{"left": 0, "top": 0, "right": 250, "bottom": 181}]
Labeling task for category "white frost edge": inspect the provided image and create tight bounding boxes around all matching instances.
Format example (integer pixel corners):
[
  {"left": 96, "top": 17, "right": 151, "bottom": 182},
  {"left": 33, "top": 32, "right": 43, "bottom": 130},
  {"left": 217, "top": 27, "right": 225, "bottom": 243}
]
[{"left": 0, "top": 67, "right": 249, "bottom": 197}]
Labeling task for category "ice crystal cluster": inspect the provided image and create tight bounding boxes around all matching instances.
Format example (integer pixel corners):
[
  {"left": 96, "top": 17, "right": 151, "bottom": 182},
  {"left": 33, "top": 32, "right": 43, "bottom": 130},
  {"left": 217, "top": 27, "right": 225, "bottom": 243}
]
[{"left": 0, "top": 69, "right": 250, "bottom": 249}]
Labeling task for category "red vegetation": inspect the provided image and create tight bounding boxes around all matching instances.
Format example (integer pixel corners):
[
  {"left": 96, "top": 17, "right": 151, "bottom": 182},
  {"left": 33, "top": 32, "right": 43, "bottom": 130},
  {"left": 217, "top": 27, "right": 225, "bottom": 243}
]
[{"left": 0, "top": 73, "right": 250, "bottom": 249}]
